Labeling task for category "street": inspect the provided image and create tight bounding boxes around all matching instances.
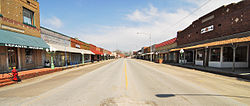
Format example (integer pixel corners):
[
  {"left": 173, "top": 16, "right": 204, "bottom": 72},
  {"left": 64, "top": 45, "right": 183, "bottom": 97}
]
[{"left": 0, "top": 59, "right": 249, "bottom": 106}]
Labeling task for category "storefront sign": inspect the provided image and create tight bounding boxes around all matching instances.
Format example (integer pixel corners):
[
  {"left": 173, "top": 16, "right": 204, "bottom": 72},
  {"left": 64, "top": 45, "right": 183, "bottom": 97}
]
[
  {"left": 75, "top": 44, "right": 80, "bottom": 48},
  {"left": 201, "top": 25, "right": 214, "bottom": 34},
  {"left": 3, "top": 43, "right": 44, "bottom": 50}
]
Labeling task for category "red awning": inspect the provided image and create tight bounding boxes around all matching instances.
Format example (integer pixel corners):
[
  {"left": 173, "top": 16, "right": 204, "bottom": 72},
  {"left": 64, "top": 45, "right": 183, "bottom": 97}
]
[{"left": 90, "top": 50, "right": 103, "bottom": 55}]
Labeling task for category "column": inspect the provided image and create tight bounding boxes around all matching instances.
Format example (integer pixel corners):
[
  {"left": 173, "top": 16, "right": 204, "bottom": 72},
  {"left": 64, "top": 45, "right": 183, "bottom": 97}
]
[
  {"left": 17, "top": 48, "right": 22, "bottom": 70},
  {"left": 82, "top": 53, "right": 85, "bottom": 64}
]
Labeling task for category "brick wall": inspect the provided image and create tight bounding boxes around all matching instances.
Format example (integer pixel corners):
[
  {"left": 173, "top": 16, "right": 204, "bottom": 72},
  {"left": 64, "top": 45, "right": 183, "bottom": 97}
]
[
  {"left": 0, "top": 0, "right": 40, "bottom": 37},
  {"left": 177, "top": 0, "right": 250, "bottom": 46}
]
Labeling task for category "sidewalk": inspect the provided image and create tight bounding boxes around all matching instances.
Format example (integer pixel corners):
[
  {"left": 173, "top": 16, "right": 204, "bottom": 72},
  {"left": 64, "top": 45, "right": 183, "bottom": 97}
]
[
  {"left": 167, "top": 63, "right": 250, "bottom": 80},
  {"left": 0, "top": 62, "right": 93, "bottom": 87}
]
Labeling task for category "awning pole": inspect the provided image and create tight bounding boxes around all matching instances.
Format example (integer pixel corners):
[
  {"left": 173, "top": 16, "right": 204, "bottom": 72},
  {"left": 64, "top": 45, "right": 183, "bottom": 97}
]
[
  {"left": 82, "top": 53, "right": 85, "bottom": 64},
  {"left": 232, "top": 43, "right": 237, "bottom": 72}
]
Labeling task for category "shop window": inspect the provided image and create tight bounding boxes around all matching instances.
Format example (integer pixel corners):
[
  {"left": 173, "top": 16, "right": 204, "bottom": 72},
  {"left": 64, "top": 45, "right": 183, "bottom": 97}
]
[
  {"left": 210, "top": 48, "right": 220, "bottom": 61},
  {"left": 25, "top": 49, "right": 33, "bottom": 64},
  {"left": 185, "top": 51, "right": 193, "bottom": 62},
  {"left": 236, "top": 46, "right": 247, "bottom": 62},
  {"left": 223, "top": 47, "right": 233, "bottom": 62},
  {"left": 23, "top": 7, "right": 34, "bottom": 25},
  {"left": 196, "top": 49, "right": 204, "bottom": 61}
]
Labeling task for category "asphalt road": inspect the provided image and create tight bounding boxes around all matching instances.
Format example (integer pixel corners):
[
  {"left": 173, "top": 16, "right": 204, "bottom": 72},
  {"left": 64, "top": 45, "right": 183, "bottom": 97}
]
[{"left": 0, "top": 58, "right": 249, "bottom": 106}]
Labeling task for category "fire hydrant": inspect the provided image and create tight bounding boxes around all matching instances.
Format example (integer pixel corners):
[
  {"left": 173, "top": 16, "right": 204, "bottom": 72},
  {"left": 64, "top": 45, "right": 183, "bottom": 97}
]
[{"left": 12, "top": 67, "right": 18, "bottom": 81}]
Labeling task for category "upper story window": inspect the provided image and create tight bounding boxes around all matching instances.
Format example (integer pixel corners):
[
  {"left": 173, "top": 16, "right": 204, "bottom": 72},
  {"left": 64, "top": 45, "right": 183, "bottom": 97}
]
[{"left": 23, "top": 7, "right": 34, "bottom": 25}]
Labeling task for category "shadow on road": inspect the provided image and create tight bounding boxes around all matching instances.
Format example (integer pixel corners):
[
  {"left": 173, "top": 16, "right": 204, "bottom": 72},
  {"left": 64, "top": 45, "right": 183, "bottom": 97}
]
[{"left": 155, "top": 94, "right": 250, "bottom": 99}]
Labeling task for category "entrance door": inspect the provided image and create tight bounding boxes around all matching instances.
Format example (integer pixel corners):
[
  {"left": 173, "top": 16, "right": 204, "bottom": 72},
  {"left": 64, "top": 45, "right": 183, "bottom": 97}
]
[{"left": 8, "top": 48, "right": 18, "bottom": 69}]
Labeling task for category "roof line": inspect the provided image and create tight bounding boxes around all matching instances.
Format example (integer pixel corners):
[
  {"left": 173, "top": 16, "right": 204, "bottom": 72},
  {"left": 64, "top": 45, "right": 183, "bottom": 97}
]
[{"left": 40, "top": 26, "right": 72, "bottom": 38}]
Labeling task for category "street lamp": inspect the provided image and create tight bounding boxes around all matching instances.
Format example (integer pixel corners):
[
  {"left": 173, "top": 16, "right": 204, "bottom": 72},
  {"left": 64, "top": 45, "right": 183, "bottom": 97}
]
[
  {"left": 137, "top": 32, "right": 152, "bottom": 62},
  {"left": 46, "top": 48, "right": 56, "bottom": 69},
  {"left": 180, "top": 49, "right": 184, "bottom": 64}
]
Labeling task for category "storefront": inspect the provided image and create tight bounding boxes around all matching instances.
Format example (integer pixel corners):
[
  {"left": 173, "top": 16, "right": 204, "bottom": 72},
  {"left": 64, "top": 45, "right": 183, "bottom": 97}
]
[
  {"left": 155, "top": 38, "right": 177, "bottom": 63},
  {"left": 171, "top": 35, "right": 250, "bottom": 68},
  {"left": 171, "top": 0, "right": 250, "bottom": 68},
  {"left": 41, "top": 27, "right": 73, "bottom": 67},
  {"left": 0, "top": 29, "right": 49, "bottom": 73}
]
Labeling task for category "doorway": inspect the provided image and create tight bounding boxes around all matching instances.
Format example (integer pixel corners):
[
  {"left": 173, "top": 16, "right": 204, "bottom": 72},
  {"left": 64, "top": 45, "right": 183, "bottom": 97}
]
[{"left": 8, "top": 48, "right": 18, "bottom": 69}]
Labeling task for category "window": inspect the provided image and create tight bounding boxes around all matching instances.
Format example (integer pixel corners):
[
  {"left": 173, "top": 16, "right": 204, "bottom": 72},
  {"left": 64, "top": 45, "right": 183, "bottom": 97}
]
[
  {"left": 196, "top": 49, "right": 204, "bottom": 61},
  {"left": 23, "top": 7, "right": 34, "bottom": 25},
  {"left": 185, "top": 51, "right": 193, "bottom": 62},
  {"left": 223, "top": 46, "right": 248, "bottom": 62},
  {"left": 223, "top": 47, "right": 233, "bottom": 62},
  {"left": 25, "top": 49, "right": 33, "bottom": 64},
  {"left": 236, "top": 46, "right": 247, "bottom": 62},
  {"left": 210, "top": 48, "right": 220, "bottom": 61}
]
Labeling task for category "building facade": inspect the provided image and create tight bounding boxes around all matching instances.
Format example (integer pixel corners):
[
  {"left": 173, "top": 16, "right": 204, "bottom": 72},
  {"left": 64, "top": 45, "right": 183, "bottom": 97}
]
[
  {"left": 155, "top": 38, "right": 177, "bottom": 63},
  {"left": 41, "top": 27, "right": 72, "bottom": 67},
  {"left": 173, "top": 0, "right": 250, "bottom": 68},
  {"left": 0, "top": 0, "right": 49, "bottom": 73}
]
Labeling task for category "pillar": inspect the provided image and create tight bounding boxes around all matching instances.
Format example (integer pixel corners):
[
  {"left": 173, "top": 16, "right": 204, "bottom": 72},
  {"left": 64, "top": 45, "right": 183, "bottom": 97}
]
[
  {"left": 51, "top": 52, "right": 55, "bottom": 69},
  {"left": 82, "top": 54, "right": 85, "bottom": 64}
]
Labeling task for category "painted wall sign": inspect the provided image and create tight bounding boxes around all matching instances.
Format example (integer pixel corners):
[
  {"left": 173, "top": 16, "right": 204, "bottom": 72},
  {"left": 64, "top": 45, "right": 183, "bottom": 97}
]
[{"left": 201, "top": 25, "right": 214, "bottom": 34}]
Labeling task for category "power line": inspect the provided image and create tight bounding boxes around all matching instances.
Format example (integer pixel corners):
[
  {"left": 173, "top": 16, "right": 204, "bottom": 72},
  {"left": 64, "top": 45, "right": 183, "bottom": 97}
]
[
  {"left": 160, "top": 0, "right": 212, "bottom": 37},
  {"left": 171, "top": 0, "right": 212, "bottom": 28}
]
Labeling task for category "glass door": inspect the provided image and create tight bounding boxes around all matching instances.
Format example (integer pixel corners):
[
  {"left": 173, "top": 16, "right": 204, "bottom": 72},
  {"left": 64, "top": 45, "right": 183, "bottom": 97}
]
[{"left": 8, "top": 48, "right": 18, "bottom": 69}]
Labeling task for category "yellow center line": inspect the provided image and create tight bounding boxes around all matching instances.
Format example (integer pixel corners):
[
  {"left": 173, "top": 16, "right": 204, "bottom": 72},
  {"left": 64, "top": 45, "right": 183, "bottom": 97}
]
[{"left": 124, "top": 61, "right": 128, "bottom": 90}]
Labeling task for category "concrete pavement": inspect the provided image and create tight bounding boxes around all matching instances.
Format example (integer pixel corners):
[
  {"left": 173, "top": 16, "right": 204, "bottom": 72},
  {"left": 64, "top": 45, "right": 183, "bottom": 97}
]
[{"left": 0, "top": 58, "right": 249, "bottom": 105}]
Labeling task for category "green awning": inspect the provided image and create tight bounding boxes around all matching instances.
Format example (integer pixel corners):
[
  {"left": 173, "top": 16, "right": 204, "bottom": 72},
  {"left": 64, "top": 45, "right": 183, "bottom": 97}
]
[{"left": 0, "top": 29, "right": 49, "bottom": 50}]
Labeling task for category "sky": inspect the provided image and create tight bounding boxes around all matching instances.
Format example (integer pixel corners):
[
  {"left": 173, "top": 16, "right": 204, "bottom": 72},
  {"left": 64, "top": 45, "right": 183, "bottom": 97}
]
[{"left": 39, "top": 0, "right": 242, "bottom": 52}]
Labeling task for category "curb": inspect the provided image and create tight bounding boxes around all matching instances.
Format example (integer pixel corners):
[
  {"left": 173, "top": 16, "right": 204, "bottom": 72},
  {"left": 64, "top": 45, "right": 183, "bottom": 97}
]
[{"left": 166, "top": 63, "right": 250, "bottom": 81}]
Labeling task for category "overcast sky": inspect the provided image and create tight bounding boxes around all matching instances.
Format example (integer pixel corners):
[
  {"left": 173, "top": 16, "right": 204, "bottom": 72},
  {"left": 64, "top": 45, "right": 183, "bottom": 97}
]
[{"left": 40, "top": 0, "right": 241, "bottom": 51}]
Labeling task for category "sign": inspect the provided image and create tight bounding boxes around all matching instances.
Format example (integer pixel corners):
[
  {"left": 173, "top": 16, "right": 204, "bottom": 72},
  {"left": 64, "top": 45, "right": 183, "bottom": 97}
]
[
  {"left": 201, "top": 25, "right": 214, "bottom": 34},
  {"left": 75, "top": 44, "right": 80, "bottom": 48},
  {"left": 3, "top": 43, "right": 44, "bottom": 50}
]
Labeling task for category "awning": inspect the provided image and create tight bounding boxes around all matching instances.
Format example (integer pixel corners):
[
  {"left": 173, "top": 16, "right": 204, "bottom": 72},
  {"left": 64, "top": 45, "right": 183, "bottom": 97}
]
[
  {"left": 90, "top": 50, "right": 103, "bottom": 55},
  {"left": 48, "top": 43, "right": 82, "bottom": 53},
  {"left": 146, "top": 52, "right": 154, "bottom": 55},
  {"left": 170, "top": 36, "right": 250, "bottom": 52},
  {"left": 83, "top": 50, "right": 95, "bottom": 55},
  {"left": 48, "top": 43, "right": 94, "bottom": 54},
  {"left": 0, "top": 29, "right": 49, "bottom": 49}
]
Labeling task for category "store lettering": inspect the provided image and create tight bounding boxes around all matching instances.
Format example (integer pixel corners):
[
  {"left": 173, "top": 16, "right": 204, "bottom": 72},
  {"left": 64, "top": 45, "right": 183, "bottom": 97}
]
[
  {"left": 5, "top": 44, "right": 28, "bottom": 48},
  {"left": 4, "top": 44, "right": 43, "bottom": 50}
]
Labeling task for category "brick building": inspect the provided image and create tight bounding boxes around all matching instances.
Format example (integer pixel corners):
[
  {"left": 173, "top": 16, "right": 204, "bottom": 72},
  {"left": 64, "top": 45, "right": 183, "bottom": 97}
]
[
  {"left": 70, "top": 38, "right": 94, "bottom": 64},
  {"left": 172, "top": 0, "right": 250, "bottom": 68},
  {"left": 0, "top": 0, "right": 49, "bottom": 73},
  {"left": 155, "top": 38, "right": 177, "bottom": 63}
]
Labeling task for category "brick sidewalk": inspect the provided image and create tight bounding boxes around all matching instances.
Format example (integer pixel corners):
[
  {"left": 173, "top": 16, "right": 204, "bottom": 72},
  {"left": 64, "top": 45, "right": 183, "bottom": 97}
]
[{"left": 0, "top": 63, "right": 90, "bottom": 87}]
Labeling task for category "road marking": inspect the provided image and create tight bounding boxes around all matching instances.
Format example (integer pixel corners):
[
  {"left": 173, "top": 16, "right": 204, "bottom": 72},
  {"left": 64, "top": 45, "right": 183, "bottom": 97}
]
[{"left": 124, "top": 61, "right": 128, "bottom": 90}]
